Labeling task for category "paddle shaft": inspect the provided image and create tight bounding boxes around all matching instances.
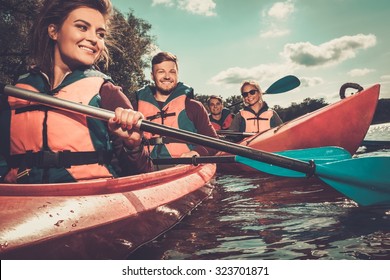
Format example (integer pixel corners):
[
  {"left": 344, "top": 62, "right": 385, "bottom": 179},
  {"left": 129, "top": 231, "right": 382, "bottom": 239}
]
[
  {"left": 139, "top": 121, "right": 314, "bottom": 174},
  {"left": 153, "top": 156, "right": 237, "bottom": 165},
  {"left": 1, "top": 84, "right": 315, "bottom": 175},
  {"left": 2, "top": 84, "right": 115, "bottom": 120},
  {"left": 217, "top": 130, "right": 256, "bottom": 137}
]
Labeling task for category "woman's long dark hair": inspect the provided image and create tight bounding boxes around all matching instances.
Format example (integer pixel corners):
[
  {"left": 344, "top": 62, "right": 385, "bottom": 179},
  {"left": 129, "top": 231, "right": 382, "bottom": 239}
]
[{"left": 29, "top": 0, "right": 113, "bottom": 75}]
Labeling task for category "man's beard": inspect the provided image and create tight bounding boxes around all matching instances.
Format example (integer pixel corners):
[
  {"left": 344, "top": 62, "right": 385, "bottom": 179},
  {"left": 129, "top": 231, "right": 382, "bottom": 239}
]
[{"left": 156, "top": 84, "right": 176, "bottom": 95}]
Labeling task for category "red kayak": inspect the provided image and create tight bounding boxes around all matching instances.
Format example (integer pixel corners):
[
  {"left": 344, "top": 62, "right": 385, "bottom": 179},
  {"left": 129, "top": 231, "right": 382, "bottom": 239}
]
[
  {"left": 0, "top": 163, "right": 216, "bottom": 259},
  {"left": 219, "top": 84, "right": 380, "bottom": 172}
]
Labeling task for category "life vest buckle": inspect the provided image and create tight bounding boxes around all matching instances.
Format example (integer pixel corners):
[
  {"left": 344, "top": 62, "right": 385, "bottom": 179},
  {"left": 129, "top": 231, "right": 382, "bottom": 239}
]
[
  {"left": 36, "top": 150, "right": 61, "bottom": 168},
  {"left": 147, "top": 137, "right": 165, "bottom": 145},
  {"left": 155, "top": 137, "right": 164, "bottom": 145}
]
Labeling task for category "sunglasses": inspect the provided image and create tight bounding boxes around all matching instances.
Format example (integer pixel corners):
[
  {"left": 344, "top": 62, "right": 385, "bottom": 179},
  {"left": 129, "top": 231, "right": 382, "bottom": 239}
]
[{"left": 241, "top": 89, "right": 258, "bottom": 98}]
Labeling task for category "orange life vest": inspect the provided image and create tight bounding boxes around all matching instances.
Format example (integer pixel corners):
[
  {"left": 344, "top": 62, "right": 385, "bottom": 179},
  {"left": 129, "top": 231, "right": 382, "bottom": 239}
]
[
  {"left": 239, "top": 109, "right": 274, "bottom": 133},
  {"left": 2, "top": 68, "right": 116, "bottom": 183},
  {"left": 209, "top": 108, "right": 234, "bottom": 130},
  {"left": 137, "top": 83, "right": 196, "bottom": 158}
]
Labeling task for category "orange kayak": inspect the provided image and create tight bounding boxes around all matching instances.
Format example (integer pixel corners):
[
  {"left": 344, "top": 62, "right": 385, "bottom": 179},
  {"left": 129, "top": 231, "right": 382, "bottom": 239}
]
[
  {"left": 0, "top": 163, "right": 216, "bottom": 259},
  {"left": 219, "top": 84, "right": 380, "bottom": 172}
]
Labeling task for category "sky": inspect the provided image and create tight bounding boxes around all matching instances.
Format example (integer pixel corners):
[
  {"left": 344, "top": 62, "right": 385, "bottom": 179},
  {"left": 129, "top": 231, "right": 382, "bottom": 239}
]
[{"left": 112, "top": 0, "right": 390, "bottom": 108}]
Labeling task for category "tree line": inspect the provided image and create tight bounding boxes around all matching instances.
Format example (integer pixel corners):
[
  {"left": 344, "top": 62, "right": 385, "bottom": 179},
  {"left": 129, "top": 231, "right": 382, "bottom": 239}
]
[
  {"left": 372, "top": 99, "right": 390, "bottom": 124},
  {"left": 1, "top": 0, "right": 388, "bottom": 124}
]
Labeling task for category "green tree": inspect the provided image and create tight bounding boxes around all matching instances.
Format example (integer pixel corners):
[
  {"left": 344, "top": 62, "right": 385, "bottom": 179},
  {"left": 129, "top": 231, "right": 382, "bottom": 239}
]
[
  {"left": 0, "top": 0, "right": 40, "bottom": 84},
  {"left": 105, "top": 9, "right": 155, "bottom": 103},
  {"left": 194, "top": 94, "right": 210, "bottom": 111},
  {"left": 225, "top": 95, "right": 242, "bottom": 114},
  {"left": 372, "top": 99, "right": 390, "bottom": 124},
  {"left": 275, "top": 97, "right": 328, "bottom": 122}
]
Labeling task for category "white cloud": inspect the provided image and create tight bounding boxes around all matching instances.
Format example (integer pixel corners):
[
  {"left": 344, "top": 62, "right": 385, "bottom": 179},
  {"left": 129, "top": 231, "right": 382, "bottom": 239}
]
[
  {"left": 260, "top": 27, "right": 290, "bottom": 38},
  {"left": 209, "top": 63, "right": 294, "bottom": 86},
  {"left": 152, "top": 0, "right": 174, "bottom": 7},
  {"left": 260, "top": 1, "right": 295, "bottom": 39},
  {"left": 281, "top": 34, "right": 377, "bottom": 67},
  {"left": 153, "top": 0, "right": 217, "bottom": 16},
  {"left": 348, "top": 68, "right": 375, "bottom": 77},
  {"left": 209, "top": 34, "right": 377, "bottom": 90},
  {"left": 268, "top": 1, "right": 295, "bottom": 20},
  {"left": 380, "top": 75, "right": 390, "bottom": 80},
  {"left": 299, "top": 76, "right": 324, "bottom": 87},
  {"left": 178, "top": 0, "right": 216, "bottom": 16}
]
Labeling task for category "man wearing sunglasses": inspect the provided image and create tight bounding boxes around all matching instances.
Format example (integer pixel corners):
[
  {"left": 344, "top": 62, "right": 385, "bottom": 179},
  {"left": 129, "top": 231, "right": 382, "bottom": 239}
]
[{"left": 228, "top": 80, "right": 282, "bottom": 141}]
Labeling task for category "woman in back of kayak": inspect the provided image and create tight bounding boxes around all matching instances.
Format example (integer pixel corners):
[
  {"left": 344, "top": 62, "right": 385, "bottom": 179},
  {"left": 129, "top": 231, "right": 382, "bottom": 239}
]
[
  {"left": 0, "top": 0, "right": 152, "bottom": 184},
  {"left": 229, "top": 80, "right": 283, "bottom": 142}
]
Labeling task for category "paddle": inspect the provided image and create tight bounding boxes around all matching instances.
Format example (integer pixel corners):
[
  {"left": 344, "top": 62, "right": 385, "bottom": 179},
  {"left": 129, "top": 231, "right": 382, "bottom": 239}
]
[
  {"left": 1, "top": 84, "right": 389, "bottom": 207},
  {"left": 227, "top": 75, "right": 301, "bottom": 108},
  {"left": 216, "top": 130, "right": 256, "bottom": 137},
  {"left": 153, "top": 146, "right": 352, "bottom": 166}
]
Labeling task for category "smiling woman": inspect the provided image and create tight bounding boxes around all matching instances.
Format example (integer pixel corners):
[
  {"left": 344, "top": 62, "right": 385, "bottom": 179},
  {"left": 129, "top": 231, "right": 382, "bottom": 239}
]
[
  {"left": 30, "top": 0, "right": 113, "bottom": 76},
  {"left": 47, "top": 7, "right": 108, "bottom": 87},
  {"left": 0, "top": 0, "right": 152, "bottom": 184},
  {"left": 228, "top": 80, "right": 283, "bottom": 141}
]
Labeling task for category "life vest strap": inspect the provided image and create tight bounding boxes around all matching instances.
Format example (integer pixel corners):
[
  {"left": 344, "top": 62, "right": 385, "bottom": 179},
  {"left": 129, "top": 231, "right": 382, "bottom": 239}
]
[
  {"left": 146, "top": 111, "right": 176, "bottom": 121},
  {"left": 146, "top": 136, "right": 186, "bottom": 145},
  {"left": 8, "top": 150, "right": 113, "bottom": 168},
  {"left": 247, "top": 117, "right": 269, "bottom": 121}
]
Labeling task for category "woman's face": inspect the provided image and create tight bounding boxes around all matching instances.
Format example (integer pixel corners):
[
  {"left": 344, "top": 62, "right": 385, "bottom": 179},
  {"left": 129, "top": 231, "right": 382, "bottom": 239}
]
[
  {"left": 49, "top": 7, "right": 107, "bottom": 71},
  {"left": 241, "top": 84, "right": 262, "bottom": 106}
]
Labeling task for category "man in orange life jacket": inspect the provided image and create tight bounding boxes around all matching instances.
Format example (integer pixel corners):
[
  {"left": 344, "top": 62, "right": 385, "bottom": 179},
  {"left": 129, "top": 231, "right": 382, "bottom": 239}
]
[
  {"left": 135, "top": 52, "right": 218, "bottom": 164},
  {"left": 207, "top": 95, "right": 234, "bottom": 131},
  {"left": 229, "top": 80, "right": 283, "bottom": 142}
]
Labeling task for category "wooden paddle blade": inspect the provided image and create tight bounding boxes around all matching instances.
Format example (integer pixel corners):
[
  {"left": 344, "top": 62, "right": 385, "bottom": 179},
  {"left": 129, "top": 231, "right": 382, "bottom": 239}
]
[
  {"left": 316, "top": 156, "right": 390, "bottom": 206},
  {"left": 265, "top": 75, "right": 300, "bottom": 94},
  {"left": 235, "top": 146, "right": 351, "bottom": 177}
]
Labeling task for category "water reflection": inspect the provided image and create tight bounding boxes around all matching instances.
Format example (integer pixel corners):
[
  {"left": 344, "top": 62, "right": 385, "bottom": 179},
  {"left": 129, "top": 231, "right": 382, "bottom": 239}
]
[
  {"left": 128, "top": 129, "right": 390, "bottom": 260},
  {"left": 128, "top": 170, "right": 390, "bottom": 260}
]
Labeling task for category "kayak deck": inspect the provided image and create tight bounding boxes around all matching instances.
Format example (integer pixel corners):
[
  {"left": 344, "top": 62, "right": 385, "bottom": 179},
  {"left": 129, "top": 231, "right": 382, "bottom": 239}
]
[{"left": 0, "top": 163, "right": 216, "bottom": 259}]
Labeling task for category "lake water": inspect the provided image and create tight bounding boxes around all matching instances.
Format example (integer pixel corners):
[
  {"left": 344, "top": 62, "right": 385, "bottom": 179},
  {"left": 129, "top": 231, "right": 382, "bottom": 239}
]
[{"left": 129, "top": 123, "right": 390, "bottom": 260}]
